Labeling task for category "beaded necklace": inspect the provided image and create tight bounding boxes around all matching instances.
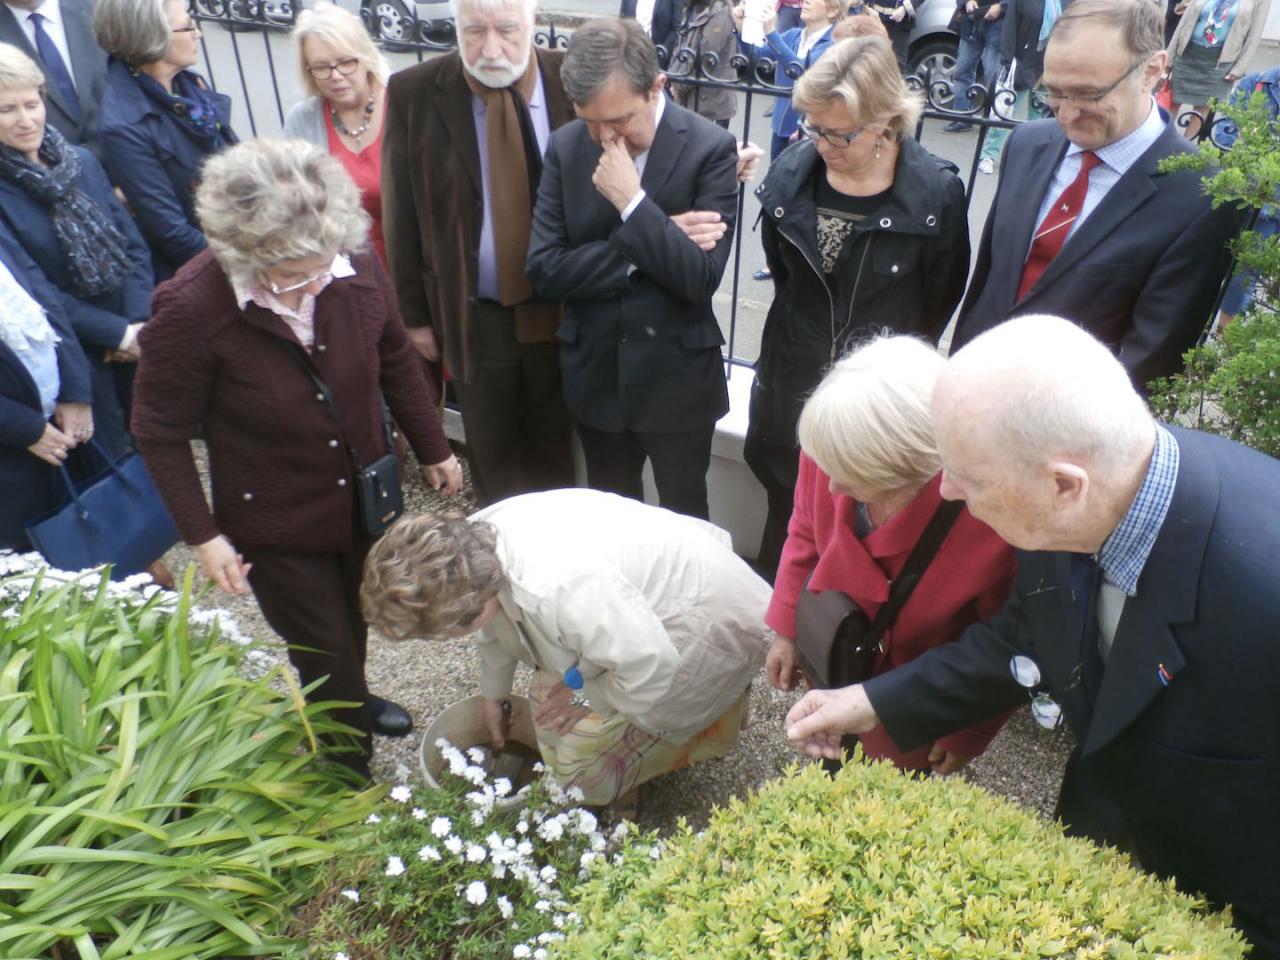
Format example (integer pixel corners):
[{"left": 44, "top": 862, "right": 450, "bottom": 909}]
[{"left": 331, "top": 93, "right": 376, "bottom": 147}]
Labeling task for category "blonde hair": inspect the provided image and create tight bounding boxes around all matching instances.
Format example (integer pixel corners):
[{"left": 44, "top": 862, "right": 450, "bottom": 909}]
[
  {"left": 361, "top": 513, "right": 509, "bottom": 640},
  {"left": 798, "top": 336, "right": 945, "bottom": 494},
  {"left": 0, "top": 43, "right": 45, "bottom": 94},
  {"left": 832, "top": 12, "right": 888, "bottom": 41},
  {"left": 793, "top": 36, "right": 922, "bottom": 141},
  {"left": 195, "top": 138, "right": 369, "bottom": 288},
  {"left": 292, "top": 1, "right": 390, "bottom": 99},
  {"left": 815, "top": 0, "right": 847, "bottom": 22}
]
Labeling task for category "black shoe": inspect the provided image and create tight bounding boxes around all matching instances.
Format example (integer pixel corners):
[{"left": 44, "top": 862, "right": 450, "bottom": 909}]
[
  {"left": 369, "top": 696, "right": 414, "bottom": 737},
  {"left": 942, "top": 120, "right": 973, "bottom": 133}
]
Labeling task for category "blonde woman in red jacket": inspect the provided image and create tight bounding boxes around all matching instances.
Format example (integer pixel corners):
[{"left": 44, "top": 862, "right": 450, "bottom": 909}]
[
  {"left": 132, "top": 139, "right": 461, "bottom": 780},
  {"left": 765, "top": 336, "right": 1015, "bottom": 774}
]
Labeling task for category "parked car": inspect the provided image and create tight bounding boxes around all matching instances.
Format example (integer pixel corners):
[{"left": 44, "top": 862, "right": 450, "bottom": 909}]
[
  {"left": 362, "top": 0, "right": 454, "bottom": 46},
  {"left": 906, "top": 0, "right": 959, "bottom": 99}
]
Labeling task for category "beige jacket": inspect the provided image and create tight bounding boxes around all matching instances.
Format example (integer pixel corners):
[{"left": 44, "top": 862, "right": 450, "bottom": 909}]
[
  {"left": 1168, "top": 0, "right": 1272, "bottom": 73},
  {"left": 472, "top": 490, "right": 771, "bottom": 743}
]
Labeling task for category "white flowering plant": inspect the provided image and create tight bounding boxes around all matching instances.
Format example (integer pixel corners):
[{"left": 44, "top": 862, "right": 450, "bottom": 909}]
[{"left": 285, "top": 740, "right": 638, "bottom": 960}]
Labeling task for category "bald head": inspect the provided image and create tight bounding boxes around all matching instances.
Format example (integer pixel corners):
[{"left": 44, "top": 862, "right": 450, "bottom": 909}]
[{"left": 933, "top": 316, "right": 1155, "bottom": 552}]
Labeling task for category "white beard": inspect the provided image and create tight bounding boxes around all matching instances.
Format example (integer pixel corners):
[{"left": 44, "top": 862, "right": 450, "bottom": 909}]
[{"left": 462, "top": 46, "right": 533, "bottom": 89}]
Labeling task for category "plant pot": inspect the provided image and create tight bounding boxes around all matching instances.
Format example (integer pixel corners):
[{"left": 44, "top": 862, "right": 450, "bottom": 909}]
[{"left": 419, "top": 694, "right": 540, "bottom": 812}]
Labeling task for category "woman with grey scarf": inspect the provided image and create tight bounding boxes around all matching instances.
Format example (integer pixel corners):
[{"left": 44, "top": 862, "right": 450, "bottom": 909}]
[{"left": 0, "top": 43, "right": 154, "bottom": 462}]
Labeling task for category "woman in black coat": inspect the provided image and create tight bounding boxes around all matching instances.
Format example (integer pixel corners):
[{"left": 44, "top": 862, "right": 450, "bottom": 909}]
[
  {"left": 0, "top": 225, "right": 93, "bottom": 551},
  {"left": 0, "top": 43, "right": 153, "bottom": 460},
  {"left": 744, "top": 36, "right": 970, "bottom": 579}
]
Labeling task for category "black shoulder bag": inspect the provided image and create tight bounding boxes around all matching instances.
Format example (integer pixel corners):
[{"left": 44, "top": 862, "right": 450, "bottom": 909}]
[
  {"left": 794, "top": 499, "right": 963, "bottom": 690},
  {"left": 291, "top": 347, "right": 404, "bottom": 538}
]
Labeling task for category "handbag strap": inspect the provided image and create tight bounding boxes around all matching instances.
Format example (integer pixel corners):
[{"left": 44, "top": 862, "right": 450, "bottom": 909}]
[
  {"left": 862, "top": 498, "right": 964, "bottom": 648},
  {"left": 285, "top": 343, "right": 394, "bottom": 465}
]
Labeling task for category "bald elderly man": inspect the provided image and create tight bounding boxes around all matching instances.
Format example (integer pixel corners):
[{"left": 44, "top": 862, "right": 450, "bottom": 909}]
[{"left": 786, "top": 315, "right": 1280, "bottom": 957}]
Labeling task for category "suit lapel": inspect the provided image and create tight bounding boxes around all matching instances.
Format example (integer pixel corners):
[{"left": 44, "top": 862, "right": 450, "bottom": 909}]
[
  {"left": 433, "top": 56, "right": 482, "bottom": 195},
  {"left": 537, "top": 49, "right": 574, "bottom": 130},
  {"left": 1026, "top": 136, "right": 1174, "bottom": 299},
  {"left": 1006, "top": 133, "right": 1067, "bottom": 307},
  {"left": 60, "top": 0, "right": 99, "bottom": 117},
  {"left": 0, "top": 4, "right": 77, "bottom": 121},
  {"left": 640, "top": 100, "right": 688, "bottom": 201},
  {"left": 1081, "top": 428, "right": 1215, "bottom": 756}
]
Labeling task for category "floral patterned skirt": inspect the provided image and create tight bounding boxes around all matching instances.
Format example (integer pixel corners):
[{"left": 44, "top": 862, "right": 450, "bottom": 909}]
[{"left": 527, "top": 669, "right": 747, "bottom": 806}]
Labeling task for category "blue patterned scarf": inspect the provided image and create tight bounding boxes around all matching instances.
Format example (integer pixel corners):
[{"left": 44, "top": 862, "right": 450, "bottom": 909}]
[
  {"left": 135, "top": 68, "right": 231, "bottom": 150},
  {"left": 0, "top": 125, "right": 130, "bottom": 299}
]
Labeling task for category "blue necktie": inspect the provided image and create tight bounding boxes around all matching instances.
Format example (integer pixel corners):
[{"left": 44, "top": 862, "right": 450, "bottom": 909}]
[{"left": 29, "top": 13, "right": 80, "bottom": 123}]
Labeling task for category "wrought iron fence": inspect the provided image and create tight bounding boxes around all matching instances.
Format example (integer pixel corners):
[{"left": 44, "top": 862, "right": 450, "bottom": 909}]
[{"left": 185, "top": 3, "right": 1232, "bottom": 367}]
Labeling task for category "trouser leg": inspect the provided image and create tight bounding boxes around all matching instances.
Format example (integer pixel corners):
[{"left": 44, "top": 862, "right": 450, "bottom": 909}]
[
  {"left": 241, "top": 539, "right": 375, "bottom": 771},
  {"left": 742, "top": 423, "right": 799, "bottom": 582},
  {"left": 575, "top": 423, "right": 647, "bottom": 503},
  {"left": 637, "top": 423, "right": 715, "bottom": 521},
  {"left": 514, "top": 338, "right": 576, "bottom": 494}
]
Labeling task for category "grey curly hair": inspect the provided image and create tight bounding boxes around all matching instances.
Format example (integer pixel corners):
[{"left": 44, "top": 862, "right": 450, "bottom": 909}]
[
  {"left": 195, "top": 138, "right": 369, "bottom": 288},
  {"left": 361, "top": 513, "right": 509, "bottom": 641}
]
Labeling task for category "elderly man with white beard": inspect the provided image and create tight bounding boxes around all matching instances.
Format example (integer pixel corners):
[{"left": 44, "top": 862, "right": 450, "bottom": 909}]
[{"left": 382, "top": 1, "right": 759, "bottom": 506}]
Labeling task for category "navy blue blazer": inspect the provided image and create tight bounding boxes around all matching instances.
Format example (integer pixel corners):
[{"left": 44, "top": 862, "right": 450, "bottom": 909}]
[
  {"left": 97, "top": 59, "right": 237, "bottom": 281},
  {"left": 0, "top": 145, "right": 153, "bottom": 352},
  {"left": 0, "top": 226, "right": 91, "bottom": 549},
  {"left": 0, "top": 0, "right": 108, "bottom": 155},
  {"left": 865, "top": 427, "right": 1280, "bottom": 956},
  {"left": 952, "top": 119, "right": 1245, "bottom": 392}
]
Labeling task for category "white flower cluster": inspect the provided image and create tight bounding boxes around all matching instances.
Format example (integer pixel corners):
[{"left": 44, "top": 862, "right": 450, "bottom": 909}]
[{"left": 333, "top": 741, "right": 599, "bottom": 960}]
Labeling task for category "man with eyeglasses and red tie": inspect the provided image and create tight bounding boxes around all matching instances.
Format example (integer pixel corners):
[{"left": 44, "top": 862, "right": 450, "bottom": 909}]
[{"left": 948, "top": 0, "right": 1244, "bottom": 394}]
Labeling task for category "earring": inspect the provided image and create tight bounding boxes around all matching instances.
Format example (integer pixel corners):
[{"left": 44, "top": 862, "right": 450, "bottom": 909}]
[{"left": 874, "top": 136, "right": 883, "bottom": 161}]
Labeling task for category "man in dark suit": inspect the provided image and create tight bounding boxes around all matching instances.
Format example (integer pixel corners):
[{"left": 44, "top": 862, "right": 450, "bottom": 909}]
[
  {"left": 951, "top": 0, "right": 1242, "bottom": 392},
  {"left": 383, "top": 0, "right": 577, "bottom": 507},
  {"left": 619, "top": 0, "right": 684, "bottom": 53},
  {"left": 526, "top": 18, "right": 738, "bottom": 520},
  {"left": 0, "top": 0, "right": 107, "bottom": 153},
  {"left": 786, "top": 315, "right": 1280, "bottom": 957}
]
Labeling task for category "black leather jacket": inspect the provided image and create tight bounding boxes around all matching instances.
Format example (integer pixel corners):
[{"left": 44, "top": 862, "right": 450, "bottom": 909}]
[{"left": 749, "top": 137, "right": 970, "bottom": 444}]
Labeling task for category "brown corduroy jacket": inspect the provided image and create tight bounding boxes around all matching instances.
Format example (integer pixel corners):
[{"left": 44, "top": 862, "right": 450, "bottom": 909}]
[
  {"left": 132, "top": 249, "right": 452, "bottom": 553},
  {"left": 381, "top": 47, "right": 575, "bottom": 384}
]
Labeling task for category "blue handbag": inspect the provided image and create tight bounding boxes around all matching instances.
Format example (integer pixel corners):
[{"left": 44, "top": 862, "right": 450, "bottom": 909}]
[{"left": 24, "top": 441, "right": 179, "bottom": 579}]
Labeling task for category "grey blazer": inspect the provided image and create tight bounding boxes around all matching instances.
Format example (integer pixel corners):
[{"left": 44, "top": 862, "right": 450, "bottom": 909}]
[
  {"left": 951, "top": 118, "right": 1244, "bottom": 391},
  {"left": 0, "top": 0, "right": 107, "bottom": 154},
  {"left": 282, "top": 96, "right": 327, "bottom": 146}
]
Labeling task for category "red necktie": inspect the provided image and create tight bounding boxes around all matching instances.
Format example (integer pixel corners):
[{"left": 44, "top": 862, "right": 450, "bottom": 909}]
[{"left": 1017, "top": 150, "right": 1101, "bottom": 302}]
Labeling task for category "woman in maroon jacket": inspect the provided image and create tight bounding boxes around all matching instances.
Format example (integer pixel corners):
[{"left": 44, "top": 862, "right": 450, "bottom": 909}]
[
  {"left": 132, "top": 139, "right": 462, "bottom": 779},
  {"left": 766, "top": 336, "right": 1015, "bottom": 774}
]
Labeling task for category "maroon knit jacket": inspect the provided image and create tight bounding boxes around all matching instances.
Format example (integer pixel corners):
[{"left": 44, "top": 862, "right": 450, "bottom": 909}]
[{"left": 132, "top": 249, "right": 452, "bottom": 553}]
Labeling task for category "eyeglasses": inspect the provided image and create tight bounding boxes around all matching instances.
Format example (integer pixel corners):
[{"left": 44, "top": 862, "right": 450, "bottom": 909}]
[
  {"left": 1009, "top": 655, "right": 1067, "bottom": 730},
  {"left": 265, "top": 268, "right": 332, "bottom": 294},
  {"left": 797, "top": 119, "right": 864, "bottom": 148},
  {"left": 305, "top": 57, "right": 361, "bottom": 80},
  {"left": 1035, "top": 57, "right": 1147, "bottom": 107}
]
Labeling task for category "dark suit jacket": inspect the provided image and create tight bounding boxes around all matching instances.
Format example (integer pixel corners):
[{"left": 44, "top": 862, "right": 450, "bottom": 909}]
[
  {"left": 526, "top": 100, "right": 738, "bottom": 433},
  {"left": 0, "top": 0, "right": 107, "bottom": 154},
  {"left": 0, "top": 225, "right": 91, "bottom": 549},
  {"left": 98, "top": 59, "right": 237, "bottom": 281},
  {"left": 620, "top": 0, "right": 684, "bottom": 52},
  {"left": 952, "top": 119, "right": 1244, "bottom": 392},
  {"left": 381, "top": 47, "right": 573, "bottom": 384},
  {"left": 865, "top": 427, "right": 1280, "bottom": 956}
]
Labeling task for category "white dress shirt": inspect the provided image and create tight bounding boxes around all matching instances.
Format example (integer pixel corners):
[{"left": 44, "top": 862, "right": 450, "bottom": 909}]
[
  {"left": 634, "top": 0, "right": 658, "bottom": 34},
  {"left": 7, "top": 0, "right": 78, "bottom": 88}
]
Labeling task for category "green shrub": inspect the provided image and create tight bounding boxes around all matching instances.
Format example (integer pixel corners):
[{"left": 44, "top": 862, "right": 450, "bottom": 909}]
[
  {"left": 1151, "top": 92, "right": 1280, "bottom": 457},
  {"left": 0, "top": 559, "right": 380, "bottom": 960},
  {"left": 553, "top": 756, "right": 1246, "bottom": 959},
  {"left": 285, "top": 742, "right": 620, "bottom": 960}
]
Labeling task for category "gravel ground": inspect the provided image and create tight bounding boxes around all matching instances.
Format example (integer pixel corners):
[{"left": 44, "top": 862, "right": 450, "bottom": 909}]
[{"left": 164, "top": 443, "right": 1075, "bottom": 835}]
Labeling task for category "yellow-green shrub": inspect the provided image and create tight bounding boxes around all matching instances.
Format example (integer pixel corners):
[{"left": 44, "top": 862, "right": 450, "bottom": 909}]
[{"left": 555, "top": 755, "right": 1246, "bottom": 959}]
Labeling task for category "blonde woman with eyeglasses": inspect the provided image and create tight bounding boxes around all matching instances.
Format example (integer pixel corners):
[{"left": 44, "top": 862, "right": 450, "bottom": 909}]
[
  {"left": 744, "top": 35, "right": 970, "bottom": 581},
  {"left": 285, "top": 2, "right": 392, "bottom": 263}
]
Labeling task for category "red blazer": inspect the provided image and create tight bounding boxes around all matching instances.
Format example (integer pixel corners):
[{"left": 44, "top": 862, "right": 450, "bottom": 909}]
[
  {"left": 132, "top": 249, "right": 452, "bottom": 553},
  {"left": 768, "top": 455, "right": 1017, "bottom": 769}
]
